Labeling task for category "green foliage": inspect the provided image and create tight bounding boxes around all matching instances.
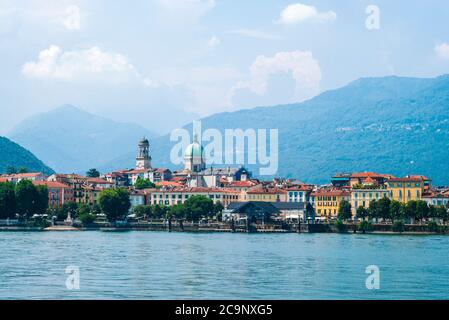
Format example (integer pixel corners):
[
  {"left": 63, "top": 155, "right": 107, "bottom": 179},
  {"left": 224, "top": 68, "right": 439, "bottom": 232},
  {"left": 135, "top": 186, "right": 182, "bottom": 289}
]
[
  {"left": 338, "top": 200, "right": 352, "bottom": 221},
  {"left": 0, "top": 137, "right": 53, "bottom": 175},
  {"left": 184, "top": 195, "right": 215, "bottom": 222},
  {"left": 427, "top": 221, "right": 440, "bottom": 233},
  {"left": 377, "top": 198, "right": 391, "bottom": 221},
  {"left": 389, "top": 200, "right": 404, "bottom": 222},
  {"left": 436, "top": 206, "right": 448, "bottom": 222},
  {"left": 134, "top": 177, "right": 156, "bottom": 190},
  {"left": 358, "top": 220, "right": 373, "bottom": 233},
  {"left": 132, "top": 205, "right": 152, "bottom": 219},
  {"left": 0, "top": 182, "right": 16, "bottom": 219},
  {"left": 86, "top": 168, "right": 100, "bottom": 178},
  {"left": 167, "top": 204, "right": 186, "bottom": 219},
  {"left": 335, "top": 220, "right": 348, "bottom": 233},
  {"left": 76, "top": 203, "right": 91, "bottom": 217},
  {"left": 14, "top": 180, "right": 48, "bottom": 218},
  {"left": 99, "top": 188, "right": 131, "bottom": 221},
  {"left": 392, "top": 220, "right": 405, "bottom": 233},
  {"left": 78, "top": 213, "right": 96, "bottom": 225},
  {"left": 355, "top": 206, "right": 368, "bottom": 220}
]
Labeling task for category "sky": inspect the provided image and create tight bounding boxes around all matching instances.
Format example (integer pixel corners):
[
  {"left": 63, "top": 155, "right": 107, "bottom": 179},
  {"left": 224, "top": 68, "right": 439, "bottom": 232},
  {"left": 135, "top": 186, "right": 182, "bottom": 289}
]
[{"left": 1, "top": 0, "right": 449, "bottom": 135}]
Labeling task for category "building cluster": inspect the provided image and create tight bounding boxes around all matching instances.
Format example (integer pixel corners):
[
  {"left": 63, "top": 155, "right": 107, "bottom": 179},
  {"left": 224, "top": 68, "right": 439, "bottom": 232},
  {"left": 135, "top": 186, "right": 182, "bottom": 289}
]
[{"left": 1, "top": 137, "right": 448, "bottom": 222}]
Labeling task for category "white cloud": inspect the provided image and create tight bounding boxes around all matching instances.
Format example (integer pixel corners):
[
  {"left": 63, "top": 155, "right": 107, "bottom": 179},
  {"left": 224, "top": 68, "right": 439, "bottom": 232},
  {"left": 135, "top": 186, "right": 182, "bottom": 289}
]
[
  {"left": 435, "top": 43, "right": 449, "bottom": 60},
  {"left": 21, "top": 45, "right": 157, "bottom": 87},
  {"left": 226, "top": 29, "right": 284, "bottom": 40},
  {"left": 236, "top": 51, "right": 322, "bottom": 101},
  {"left": 62, "top": 5, "right": 81, "bottom": 30},
  {"left": 279, "top": 3, "right": 337, "bottom": 25},
  {"left": 208, "top": 36, "right": 221, "bottom": 47}
]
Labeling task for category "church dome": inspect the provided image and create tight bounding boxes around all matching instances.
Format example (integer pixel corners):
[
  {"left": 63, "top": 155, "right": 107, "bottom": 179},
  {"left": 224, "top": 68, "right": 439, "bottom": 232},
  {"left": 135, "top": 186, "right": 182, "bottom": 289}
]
[{"left": 185, "top": 141, "right": 205, "bottom": 158}]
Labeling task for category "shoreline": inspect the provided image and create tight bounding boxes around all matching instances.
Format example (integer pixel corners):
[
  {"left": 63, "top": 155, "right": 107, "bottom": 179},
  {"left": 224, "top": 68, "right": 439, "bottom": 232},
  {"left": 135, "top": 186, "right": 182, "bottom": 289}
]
[{"left": 0, "top": 225, "right": 446, "bottom": 236}]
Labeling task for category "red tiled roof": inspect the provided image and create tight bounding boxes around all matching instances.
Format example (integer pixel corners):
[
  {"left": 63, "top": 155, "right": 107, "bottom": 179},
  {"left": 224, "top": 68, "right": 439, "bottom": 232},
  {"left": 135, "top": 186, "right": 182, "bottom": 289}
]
[
  {"left": 350, "top": 172, "right": 386, "bottom": 179},
  {"left": 156, "top": 181, "right": 183, "bottom": 187},
  {"left": 86, "top": 178, "right": 113, "bottom": 184},
  {"left": 286, "top": 185, "right": 314, "bottom": 191},
  {"left": 408, "top": 175, "right": 431, "bottom": 181},
  {"left": 229, "top": 181, "right": 257, "bottom": 188},
  {"left": 33, "top": 181, "right": 71, "bottom": 189},
  {"left": 246, "top": 186, "right": 287, "bottom": 195},
  {"left": 8, "top": 172, "right": 43, "bottom": 179},
  {"left": 311, "top": 189, "right": 351, "bottom": 197},
  {"left": 363, "top": 177, "right": 376, "bottom": 183},
  {"left": 152, "top": 187, "right": 239, "bottom": 194}
]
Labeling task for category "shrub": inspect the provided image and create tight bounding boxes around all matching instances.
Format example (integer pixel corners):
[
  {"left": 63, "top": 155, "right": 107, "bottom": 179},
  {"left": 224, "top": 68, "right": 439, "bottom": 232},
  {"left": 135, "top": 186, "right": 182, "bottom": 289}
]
[
  {"left": 427, "top": 221, "right": 440, "bottom": 233},
  {"left": 392, "top": 220, "right": 405, "bottom": 233},
  {"left": 358, "top": 220, "right": 373, "bottom": 233},
  {"left": 79, "top": 213, "right": 96, "bottom": 226},
  {"left": 335, "top": 220, "right": 347, "bottom": 233}
]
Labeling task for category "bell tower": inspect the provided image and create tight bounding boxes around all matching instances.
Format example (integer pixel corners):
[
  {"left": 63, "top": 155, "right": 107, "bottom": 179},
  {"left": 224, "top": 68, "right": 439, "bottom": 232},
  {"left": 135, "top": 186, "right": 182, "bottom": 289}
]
[{"left": 136, "top": 137, "right": 152, "bottom": 169}]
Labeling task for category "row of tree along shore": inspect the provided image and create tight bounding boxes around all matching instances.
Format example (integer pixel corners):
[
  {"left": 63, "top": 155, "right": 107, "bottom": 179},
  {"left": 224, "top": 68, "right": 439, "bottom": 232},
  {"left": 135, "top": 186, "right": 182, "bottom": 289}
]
[{"left": 0, "top": 180, "right": 449, "bottom": 234}]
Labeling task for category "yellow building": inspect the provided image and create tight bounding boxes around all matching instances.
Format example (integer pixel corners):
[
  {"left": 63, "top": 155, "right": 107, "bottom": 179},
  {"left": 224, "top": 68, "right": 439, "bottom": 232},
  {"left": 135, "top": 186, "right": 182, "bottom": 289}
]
[
  {"left": 387, "top": 177, "right": 426, "bottom": 203},
  {"left": 351, "top": 187, "right": 389, "bottom": 216},
  {"left": 312, "top": 189, "right": 351, "bottom": 219}
]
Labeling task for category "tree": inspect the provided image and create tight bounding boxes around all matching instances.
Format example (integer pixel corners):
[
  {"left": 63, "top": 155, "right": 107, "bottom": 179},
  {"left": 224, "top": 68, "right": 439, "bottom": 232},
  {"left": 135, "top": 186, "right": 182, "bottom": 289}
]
[
  {"left": 76, "top": 203, "right": 91, "bottom": 217},
  {"left": 134, "top": 177, "right": 156, "bottom": 190},
  {"left": 91, "top": 203, "right": 102, "bottom": 215},
  {"left": 35, "top": 185, "right": 49, "bottom": 215},
  {"left": 132, "top": 205, "right": 152, "bottom": 219},
  {"left": 78, "top": 212, "right": 96, "bottom": 225},
  {"left": 368, "top": 200, "right": 379, "bottom": 222},
  {"left": 15, "top": 180, "right": 42, "bottom": 218},
  {"left": 377, "top": 197, "right": 391, "bottom": 222},
  {"left": 184, "top": 195, "right": 214, "bottom": 222},
  {"left": 99, "top": 188, "right": 131, "bottom": 221},
  {"left": 355, "top": 206, "right": 368, "bottom": 221},
  {"left": 0, "top": 182, "right": 16, "bottom": 219},
  {"left": 338, "top": 200, "right": 352, "bottom": 221},
  {"left": 86, "top": 168, "right": 100, "bottom": 178},
  {"left": 168, "top": 204, "right": 186, "bottom": 220},
  {"left": 416, "top": 200, "right": 430, "bottom": 222},
  {"left": 404, "top": 200, "right": 418, "bottom": 223},
  {"left": 437, "top": 206, "right": 448, "bottom": 223},
  {"left": 389, "top": 200, "right": 403, "bottom": 222},
  {"left": 151, "top": 204, "right": 167, "bottom": 219}
]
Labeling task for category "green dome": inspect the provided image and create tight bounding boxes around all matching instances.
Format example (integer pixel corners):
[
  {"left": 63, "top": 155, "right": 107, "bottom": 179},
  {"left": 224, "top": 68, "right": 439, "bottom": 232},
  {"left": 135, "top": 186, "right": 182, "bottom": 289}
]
[{"left": 185, "top": 142, "right": 205, "bottom": 158}]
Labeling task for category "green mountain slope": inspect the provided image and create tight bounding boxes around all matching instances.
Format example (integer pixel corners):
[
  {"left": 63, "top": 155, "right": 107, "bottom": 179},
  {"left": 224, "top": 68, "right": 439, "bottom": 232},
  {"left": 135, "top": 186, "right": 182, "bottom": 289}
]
[
  {"left": 101, "top": 75, "right": 449, "bottom": 185},
  {"left": 0, "top": 137, "right": 54, "bottom": 174}
]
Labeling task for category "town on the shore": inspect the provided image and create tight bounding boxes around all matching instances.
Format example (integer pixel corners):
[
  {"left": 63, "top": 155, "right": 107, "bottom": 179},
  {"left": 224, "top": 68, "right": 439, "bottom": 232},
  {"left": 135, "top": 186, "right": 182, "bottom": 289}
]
[{"left": 1, "top": 137, "right": 448, "bottom": 234}]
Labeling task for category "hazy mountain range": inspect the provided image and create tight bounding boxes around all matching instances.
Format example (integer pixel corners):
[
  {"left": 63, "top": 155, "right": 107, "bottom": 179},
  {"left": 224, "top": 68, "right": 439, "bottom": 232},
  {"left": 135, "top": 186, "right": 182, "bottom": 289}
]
[
  {"left": 5, "top": 74, "right": 449, "bottom": 185},
  {"left": 7, "top": 105, "right": 158, "bottom": 173},
  {"left": 99, "top": 75, "right": 449, "bottom": 185}
]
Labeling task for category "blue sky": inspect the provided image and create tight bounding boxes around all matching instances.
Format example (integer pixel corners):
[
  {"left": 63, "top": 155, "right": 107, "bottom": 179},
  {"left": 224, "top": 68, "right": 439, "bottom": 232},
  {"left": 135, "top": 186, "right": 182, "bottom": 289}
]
[{"left": 1, "top": 0, "right": 449, "bottom": 135}]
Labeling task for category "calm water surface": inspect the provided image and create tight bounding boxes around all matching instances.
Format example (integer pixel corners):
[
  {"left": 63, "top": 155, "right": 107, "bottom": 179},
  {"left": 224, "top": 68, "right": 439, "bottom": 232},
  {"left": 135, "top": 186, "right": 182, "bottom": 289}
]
[{"left": 0, "top": 231, "right": 448, "bottom": 299}]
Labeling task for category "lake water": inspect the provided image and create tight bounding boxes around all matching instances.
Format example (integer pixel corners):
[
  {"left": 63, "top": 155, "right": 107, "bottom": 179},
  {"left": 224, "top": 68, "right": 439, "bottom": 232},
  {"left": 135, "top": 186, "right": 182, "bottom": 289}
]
[{"left": 0, "top": 231, "right": 448, "bottom": 300}]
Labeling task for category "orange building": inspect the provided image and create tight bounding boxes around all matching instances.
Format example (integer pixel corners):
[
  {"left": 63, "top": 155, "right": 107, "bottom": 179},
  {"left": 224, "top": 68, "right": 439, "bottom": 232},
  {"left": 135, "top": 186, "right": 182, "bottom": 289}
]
[{"left": 33, "top": 181, "right": 74, "bottom": 208}]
